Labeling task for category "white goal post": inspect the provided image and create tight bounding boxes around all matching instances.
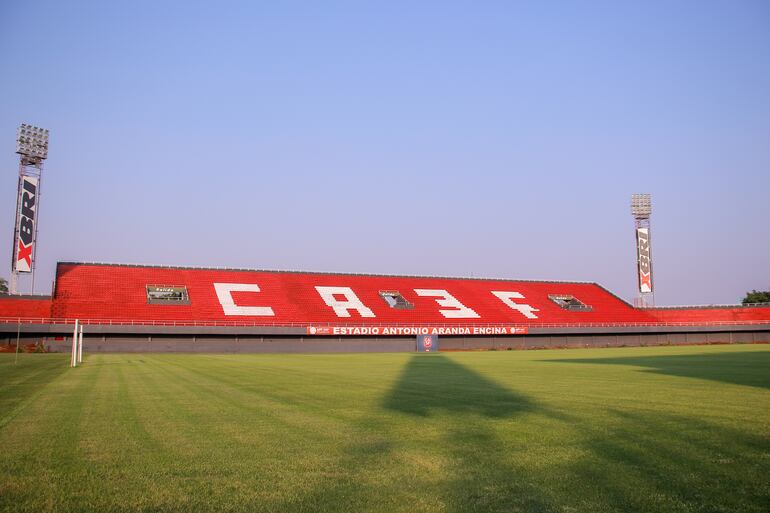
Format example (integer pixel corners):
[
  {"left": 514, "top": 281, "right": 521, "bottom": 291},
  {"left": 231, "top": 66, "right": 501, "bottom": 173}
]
[
  {"left": 78, "top": 324, "right": 83, "bottom": 364},
  {"left": 70, "top": 319, "right": 78, "bottom": 367}
]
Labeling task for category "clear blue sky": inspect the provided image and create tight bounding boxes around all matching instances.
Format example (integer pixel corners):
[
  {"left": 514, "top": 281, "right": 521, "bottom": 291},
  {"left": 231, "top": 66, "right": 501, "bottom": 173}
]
[{"left": 1, "top": 1, "right": 768, "bottom": 305}]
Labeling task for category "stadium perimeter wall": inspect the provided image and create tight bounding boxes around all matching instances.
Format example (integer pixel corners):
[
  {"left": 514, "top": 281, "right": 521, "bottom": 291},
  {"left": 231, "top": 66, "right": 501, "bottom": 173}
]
[{"left": 4, "top": 327, "right": 769, "bottom": 353}]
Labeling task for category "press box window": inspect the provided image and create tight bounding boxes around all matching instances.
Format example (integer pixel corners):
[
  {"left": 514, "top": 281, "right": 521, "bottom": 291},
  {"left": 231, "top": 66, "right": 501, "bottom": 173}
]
[
  {"left": 147, "top": 285, "right": 190, "bottom": 305},
  {"left": 379, "top": 290, "right": 414, "bottom": 309},
  {"left": 548, "top": 294, "right": 592, "bottom": 312}
]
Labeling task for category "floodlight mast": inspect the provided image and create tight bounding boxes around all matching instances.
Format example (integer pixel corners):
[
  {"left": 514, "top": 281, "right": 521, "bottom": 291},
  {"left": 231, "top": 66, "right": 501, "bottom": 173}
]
[
  {"left": 10, "top": 124, "right": 49, "bottom": 295},
  {"left": 630, "top": 193, "right": 654, "bottom": 307}
]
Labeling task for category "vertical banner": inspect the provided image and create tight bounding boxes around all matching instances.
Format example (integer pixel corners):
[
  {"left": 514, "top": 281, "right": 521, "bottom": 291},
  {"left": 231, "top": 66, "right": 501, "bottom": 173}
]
[
  {"left": 417, "top": 334, "right": 438, "bottom": 352},
  {"left": 12, "top": 175, "right": 38, "bottom": 273},
  {"left": 636, "top": 227, "right": 653, "bottom": 293}
]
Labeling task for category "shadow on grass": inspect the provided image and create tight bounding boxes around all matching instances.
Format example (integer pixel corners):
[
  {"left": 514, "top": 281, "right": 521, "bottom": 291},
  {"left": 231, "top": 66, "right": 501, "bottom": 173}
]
[
  {"left": 548, "top": 350, "right": 770, "bottom": 389},
  {"left": 382, "top": 353, "right": 537, "bottom": 418},
  {"left": 277, "top": 354, "right": 557, "bottom": 513},
  {"left": 0, "top": 354, "right": 69, "bottom": 427},
  {"left": 565, "top": 409, "right": 770, "bottom": 512},
  {"left": 283, "top": 354, "right": 769, "bottom": 512},
  {"left": 382, "top": 354, "right": 564, "bottom": 512}
]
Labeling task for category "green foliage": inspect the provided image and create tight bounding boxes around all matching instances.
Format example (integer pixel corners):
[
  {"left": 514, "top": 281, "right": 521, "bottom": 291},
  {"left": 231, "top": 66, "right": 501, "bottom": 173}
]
[
  {"left": 1, "top": 346, "right": 768, "bottom": 513},
  {"left": 742, "top": 289, "right": 770, "bottom": 304},
  {"left": 0, "top": 277, "right": 7, "bottom": 294}
]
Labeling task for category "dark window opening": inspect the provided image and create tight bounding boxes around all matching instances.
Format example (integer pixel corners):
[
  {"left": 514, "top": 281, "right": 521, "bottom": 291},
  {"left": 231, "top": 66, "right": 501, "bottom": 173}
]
[
  {"left": 147, "top": 285, "right": 190, "bottom": 305},
  {"left": 379, "top": 290, "right": 414, "bottom": 310},
  {"left": 548, "top": 294, "right": 592, "bottom": 312}
]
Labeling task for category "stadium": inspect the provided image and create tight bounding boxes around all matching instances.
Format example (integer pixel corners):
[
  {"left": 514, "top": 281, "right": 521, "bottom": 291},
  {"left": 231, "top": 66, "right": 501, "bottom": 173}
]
[
  {"left": 4, "top": 153, "right": 768, "bottom": 513},
  {"left": 4, "top": 129, "right": 768, "bottom": 354},
  {"left": 1, "top": 261, "right": 770, "bottom": 353},
  {"left": 1, "top": 123, "right": 769, "bottom": 513},
  {"left": 2, "top": 4, "right": 769, "bottom": 512}
]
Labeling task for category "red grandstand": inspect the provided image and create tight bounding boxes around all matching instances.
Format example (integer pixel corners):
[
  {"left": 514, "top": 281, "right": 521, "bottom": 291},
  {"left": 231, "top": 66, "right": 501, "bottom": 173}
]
[
  {"left": 49, "top": 262, "right": 653, "bottom": 325},
  {"left": 1, "top": 262, "right": 768, "bottom": 352}
]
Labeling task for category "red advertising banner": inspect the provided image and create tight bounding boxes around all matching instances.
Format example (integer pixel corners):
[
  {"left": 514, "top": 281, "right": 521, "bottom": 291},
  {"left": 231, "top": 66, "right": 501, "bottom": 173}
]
[
  {"left": 12, "top": 175, "right": 38, "bottom": 273},
  {"left": 306, "top": 326, "right": 529, "bottom": 336},
  {"left": 636, "top": 227, "right": 653, "bottom": 293}
]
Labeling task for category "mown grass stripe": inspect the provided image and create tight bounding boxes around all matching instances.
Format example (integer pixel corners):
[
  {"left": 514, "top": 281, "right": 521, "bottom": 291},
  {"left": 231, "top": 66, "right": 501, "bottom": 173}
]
[
  {"left": 0, "top": 355, "right": 69, "bottom": 429},
  {"left": 0, "top": 345, "right": 767, "bottom": 513}
]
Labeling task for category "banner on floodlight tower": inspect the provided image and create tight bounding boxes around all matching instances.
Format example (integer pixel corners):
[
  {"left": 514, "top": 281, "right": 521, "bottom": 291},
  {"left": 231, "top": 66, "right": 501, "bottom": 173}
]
[
  {"left": 635, "top": 227, "right": 653, "bottom": 293},
  {"left": 12, "top": 175, "right": 38, "bottom": 273}
]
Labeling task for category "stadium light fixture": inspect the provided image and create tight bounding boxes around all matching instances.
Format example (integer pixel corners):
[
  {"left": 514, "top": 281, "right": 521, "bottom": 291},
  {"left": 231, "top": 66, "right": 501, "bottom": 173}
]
[
  {"left": 630, "top": 193, "right": 651, "bottom": 219},
  {"left": 16, "top": 123, "right": 50, "bottom": 162}
]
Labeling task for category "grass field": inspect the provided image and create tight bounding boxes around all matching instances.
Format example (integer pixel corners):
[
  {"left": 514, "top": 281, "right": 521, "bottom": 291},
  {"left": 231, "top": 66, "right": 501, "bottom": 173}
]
[{"left": 1, "top": 345, "right": 768, "bottom": 513}]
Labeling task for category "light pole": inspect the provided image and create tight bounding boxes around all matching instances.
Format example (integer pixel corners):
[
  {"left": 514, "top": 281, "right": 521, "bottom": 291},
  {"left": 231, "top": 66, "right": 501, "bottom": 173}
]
[
  {"left": 631, "top": 193, "right": 654, "bottom": 307},
  {"left": 11, "top": 123, "right": 49, "bottom": 294}
]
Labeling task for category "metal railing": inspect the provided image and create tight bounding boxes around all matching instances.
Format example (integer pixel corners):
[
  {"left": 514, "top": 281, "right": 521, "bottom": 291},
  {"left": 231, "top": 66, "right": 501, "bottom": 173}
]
[
  {"left": 0, "top": 316, "right": 768, "bottom": 329},
  {"left": 640, "top": 303, "right": 770, "bottom": 309}
]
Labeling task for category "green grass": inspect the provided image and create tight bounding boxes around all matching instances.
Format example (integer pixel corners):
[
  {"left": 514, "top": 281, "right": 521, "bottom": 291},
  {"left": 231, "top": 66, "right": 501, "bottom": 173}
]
[{"left": 1, "top": 345, "right": 768, "bottom": 513}]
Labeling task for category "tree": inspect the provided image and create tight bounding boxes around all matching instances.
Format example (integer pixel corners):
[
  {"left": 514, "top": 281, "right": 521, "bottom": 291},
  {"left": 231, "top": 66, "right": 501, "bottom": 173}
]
[
  {"left": 0, "top": 277, "right": 7, "bottom": 294},
  {"left": 741, "top": 289, "right": 770, "bottom": 305}
]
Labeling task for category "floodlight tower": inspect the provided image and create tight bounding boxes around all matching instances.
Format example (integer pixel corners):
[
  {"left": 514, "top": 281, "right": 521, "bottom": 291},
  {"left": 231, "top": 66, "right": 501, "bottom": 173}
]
[
  {"left": 630, "top": 193, "right": 654, "bottom": 307},
  {"left": 10, "top": 124, "right": 49, "bottom": 295}
]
